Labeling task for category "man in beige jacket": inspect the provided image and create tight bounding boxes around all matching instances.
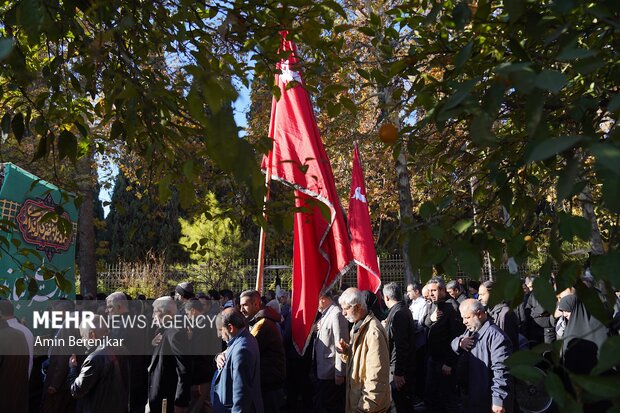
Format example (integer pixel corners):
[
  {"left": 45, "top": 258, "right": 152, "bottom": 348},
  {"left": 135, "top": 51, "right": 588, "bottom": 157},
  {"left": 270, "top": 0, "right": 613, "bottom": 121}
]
[{"left": 336, "top": 288, "right": 390, "bottom": 413}]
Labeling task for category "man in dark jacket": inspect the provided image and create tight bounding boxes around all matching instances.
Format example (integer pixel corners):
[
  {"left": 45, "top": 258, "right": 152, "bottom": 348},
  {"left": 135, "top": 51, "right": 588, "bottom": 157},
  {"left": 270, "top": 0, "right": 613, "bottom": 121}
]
[
  {"left": 106, "top": 291, "right": 148, "bottom": 413},
  {"left": 424, "top": 277, "right": 465, "bottom": 413},
  {"left": 383, "top": 282, "right": 416, "bottom": 413},
  {"left": 239, "top": 290, "right": 286, "bottom": 413},
  {"left": 479, "top": 281, "right": 520, "bottom": 351},
  {"left": 68, "top": 314, "right": 129, "bottom": 413},
  {"left": 148, "top": 296, "right": 191, "bottom": 413},
  {"left": 0, "top": 315, "right": 29, "bottom": 413}
]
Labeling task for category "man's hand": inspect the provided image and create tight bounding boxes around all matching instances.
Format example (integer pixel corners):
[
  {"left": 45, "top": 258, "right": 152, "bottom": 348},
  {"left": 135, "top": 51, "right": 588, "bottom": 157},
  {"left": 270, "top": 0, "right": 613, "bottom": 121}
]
[
  {"left": 459, "top": 336, "right": 475, "bottom": 351},
  {"left": 392, "top": 375, "right": 406, "bottom": 390},
  {"left": 215, "top": 352, "right": 227, "bottom": 369},
  {"left": 47, "top": 386, "right": 57, "bottom": 395},
  {"left": 68, "top": 354, "right": 78, "bottom": 368},
  {"left": 152, "top": 333, "right": 163, "bottom": 347},
  {"left": 336, "top": 338, "right": 349, "bottom": 354},
  {"left": 335, "top": 375, "right": 345, "bottom": 385},
  {"left": 441, "top": 364, "right": 452, "bottom": 376},
  {"left": 492, "top": 405, "right": 505, "bottom": 413}
]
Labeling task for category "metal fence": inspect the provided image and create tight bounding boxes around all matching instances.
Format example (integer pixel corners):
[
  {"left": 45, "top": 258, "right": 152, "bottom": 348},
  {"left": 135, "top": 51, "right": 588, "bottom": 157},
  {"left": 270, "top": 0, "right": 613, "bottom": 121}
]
[{"left": 97, "top": 254, "right": 550, "bottom": 296}]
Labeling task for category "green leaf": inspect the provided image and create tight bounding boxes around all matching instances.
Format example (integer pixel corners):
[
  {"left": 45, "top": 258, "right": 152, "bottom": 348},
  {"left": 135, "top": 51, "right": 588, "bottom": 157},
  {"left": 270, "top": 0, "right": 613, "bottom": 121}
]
[
  {"left": 591, "top": 143, "right": 620, "bottom": 176},
  {"left": 590, "top": 251, "right": 620, "bottom": 286},
  {"left": 452, "top": 2, "right": 471, "bottom": 30},
  {"left": 15, "top": 278, "right": 25, "bottom": 298},
  {"left": 608, "top": 95, "right": 620, "bottom": 113},
  {"left": 1, "top": 113, "right": 11, "bottom": 135},
  {"left": 11, "top": 113, "right": 25, "bottom": 143},
  {"left": 558, "top": 212, "right": 591, "bottom": 242},
  {"left": 533, "top": 276, "right": 557, "bottom": 314},
  {"left": 535, "top": 70, "right": 567, "bottom": 94},
  {"left": 556, "top": 155, "right": 579, "bottom": 201},
  {"left": 506, "top": 349, "right": 544, "bottom": 368},
  {"left": 526, "top": 135, "right": 583, "bottom": 162},
  {"left": 572, "top": 375, "right": 620, "bottom": 398},
  {"left": 558, "top": 46, "right": 597, "bottom": 61},
  {"left": 592, "top": 336, "right": 620, "bottom": 375},
  {"left": 454, "top": 41, "right": 473, "bottom": 71},
  {"left": 443, "top": 78, "right": 478, "bottom": 111},
  {"left": 58, "top": 130, "right": 77, "bottom": 163},
  {"left": 504, "top": 0, "right": 525, "bottom": 21},
  {"left": 419, "top": 201, "right": 436, "bottom": 220},
  {"left": 453, "top": 219, "right": 473, "bottom": 234},
  {"left": 158, "top": 175, "right": 172, "bottom": 203},
  {"left": 0, "top": 37, "right": 15, "bottom": 61},
  {"left": 509, "top": 365, "right": 545, "bottom": 383}
]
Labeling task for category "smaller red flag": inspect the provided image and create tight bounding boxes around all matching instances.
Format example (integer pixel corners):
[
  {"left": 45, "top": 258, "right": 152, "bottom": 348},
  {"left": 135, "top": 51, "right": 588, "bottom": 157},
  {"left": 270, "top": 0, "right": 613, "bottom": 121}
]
[{"left": 348, "top": 144, "right": 381, "bottom": 294}]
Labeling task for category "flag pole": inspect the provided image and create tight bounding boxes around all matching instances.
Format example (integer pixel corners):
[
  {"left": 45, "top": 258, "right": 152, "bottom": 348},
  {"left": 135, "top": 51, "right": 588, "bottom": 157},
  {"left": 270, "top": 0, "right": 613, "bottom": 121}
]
[{"left": 256, "top": 152, "right": 273, "bottom": 294}]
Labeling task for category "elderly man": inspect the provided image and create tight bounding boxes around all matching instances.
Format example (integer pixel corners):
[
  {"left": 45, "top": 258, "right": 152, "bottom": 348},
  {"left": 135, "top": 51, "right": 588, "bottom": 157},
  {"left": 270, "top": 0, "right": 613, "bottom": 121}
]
[
  {"left": 212, "top": 308, "right": 263, "bottom": 413},
  {"left": 106, "top": 292, "right": 148, "bottom": 413},
  {"left": 424, "top": 277, "right": 465, "bottom": 413},
  {"left": 68, "top": 314, "right": 129, "bottom": 413},
  {"left": 452, "top": 299, "right": 514, "bottom": 413},
  {"left": 314, "top": 291, "right": 350, "bottom": 413},
  {"left": 336, "top": 287, "right": 390, "bottom": 413},
  {"left": 383, "top": 282, "right": 416, "bottom": 413},
  {"left": 148, "top": 296, "right": 191, "bottom": 413}
]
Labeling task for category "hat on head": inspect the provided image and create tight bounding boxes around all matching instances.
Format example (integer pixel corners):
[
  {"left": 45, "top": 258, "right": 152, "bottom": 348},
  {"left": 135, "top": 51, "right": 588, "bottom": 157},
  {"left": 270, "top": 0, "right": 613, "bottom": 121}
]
[{"left": 176, "top": 282, "right": 194, "bottom": 299}]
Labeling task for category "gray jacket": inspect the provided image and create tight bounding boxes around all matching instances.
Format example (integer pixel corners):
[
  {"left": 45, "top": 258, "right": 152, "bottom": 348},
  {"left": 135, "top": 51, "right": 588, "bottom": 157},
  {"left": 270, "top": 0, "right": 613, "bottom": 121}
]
[{"left": 314, "top": 304, "right": 349, "bottom": 380}]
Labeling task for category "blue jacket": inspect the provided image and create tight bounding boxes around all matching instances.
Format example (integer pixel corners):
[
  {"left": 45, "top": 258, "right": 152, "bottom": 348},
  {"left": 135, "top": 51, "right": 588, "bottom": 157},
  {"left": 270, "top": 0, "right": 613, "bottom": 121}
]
[
  {"left": 451, "top": 319, "right": 514, "bottom": 413},
  {"left": 212, "top": 328, "right": 263, "bottom": 413}
]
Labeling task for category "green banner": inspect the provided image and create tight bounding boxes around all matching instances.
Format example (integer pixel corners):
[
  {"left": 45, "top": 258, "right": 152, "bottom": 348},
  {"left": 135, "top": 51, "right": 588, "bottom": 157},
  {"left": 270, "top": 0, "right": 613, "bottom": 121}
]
[{"left": 0, "top": 163, "right": 77, "bottom": 301}]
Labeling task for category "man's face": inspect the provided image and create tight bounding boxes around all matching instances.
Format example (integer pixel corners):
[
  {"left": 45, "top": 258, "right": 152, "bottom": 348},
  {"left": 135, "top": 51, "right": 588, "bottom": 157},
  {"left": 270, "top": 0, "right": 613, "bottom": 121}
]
[
  {"left": 341, "top": 303, "right": 360, "bottom": 323},
  {"left": 428, "top": 284, "right": 444, "bottom": 302},
  {"left": 278, "top": 295, "right": 288, "bottom": 305},
  {"left": 461, "top": 310, "right": 483, "bottom": 333},
  {"left": 406, "top": 286, "right": 417, "bottom": 300},
  {"left": 218, "top": 324, "right": 232, "bottom": 342},
  {"left": 447, "top": 288, "right": 460, "bottom": 300},
  {"left": 478, "top": 285, "right": 490, "bottom": 307},
  {"left": 153, "top": 307, "right": 165, "bottom": 324},
  {"left": 240, "top": 296, "right": 259, "bottom": 318},
  {"left": 105, "top": 299, "right": 117, "bottom": 316}
]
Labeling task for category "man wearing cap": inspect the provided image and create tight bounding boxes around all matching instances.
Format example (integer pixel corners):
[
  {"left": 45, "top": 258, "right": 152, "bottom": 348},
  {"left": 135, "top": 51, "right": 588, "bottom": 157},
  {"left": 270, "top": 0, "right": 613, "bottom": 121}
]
[{"left": 175, "top": 282, "right": 195, "bottom": 313}]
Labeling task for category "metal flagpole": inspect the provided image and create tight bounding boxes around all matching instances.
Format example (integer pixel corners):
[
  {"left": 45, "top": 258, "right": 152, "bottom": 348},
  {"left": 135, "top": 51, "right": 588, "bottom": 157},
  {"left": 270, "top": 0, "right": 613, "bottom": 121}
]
[{"left": 255, "top": 152, "right": 273, "bottom": 294}]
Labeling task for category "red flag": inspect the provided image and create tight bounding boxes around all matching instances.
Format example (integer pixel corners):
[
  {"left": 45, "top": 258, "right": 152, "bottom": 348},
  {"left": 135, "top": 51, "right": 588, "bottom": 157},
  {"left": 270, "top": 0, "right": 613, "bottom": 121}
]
[
  {"left": 348, "top": 144, "right": 381, "bottom": 294},
  {"left": 262, "top": 33, "right": 353, "bottom": 354}
]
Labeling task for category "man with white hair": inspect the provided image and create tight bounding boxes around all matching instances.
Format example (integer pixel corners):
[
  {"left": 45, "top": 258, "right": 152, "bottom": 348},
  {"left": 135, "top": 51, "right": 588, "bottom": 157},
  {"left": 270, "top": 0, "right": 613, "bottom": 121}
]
[
  {"left": 68, "top": 314, "right": 129, "bottom": 413},
  {"left": 336, "top": 287, "right": 390, "bottom": 413},
  {"left": 452, "top": 299, "right": 514, "bottom": 413},
  {"left": 148, "top": 297, "right": 191, "bottom": 413},
  {"left": 106, "top": 292, "right": 149, "bottom": 413}
]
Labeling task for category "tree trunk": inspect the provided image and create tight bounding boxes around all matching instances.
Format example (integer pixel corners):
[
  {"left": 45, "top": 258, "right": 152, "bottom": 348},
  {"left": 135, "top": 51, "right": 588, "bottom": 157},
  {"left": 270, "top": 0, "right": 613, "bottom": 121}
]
[
  {"left": 369, "top": 1, "right": 416, "bottom": 286},
  {"left": 76, "top": 152, "right": 97, "bottom": 296},
  {"left": 579, "top": 185, "right": 605, "bottom": 256}
]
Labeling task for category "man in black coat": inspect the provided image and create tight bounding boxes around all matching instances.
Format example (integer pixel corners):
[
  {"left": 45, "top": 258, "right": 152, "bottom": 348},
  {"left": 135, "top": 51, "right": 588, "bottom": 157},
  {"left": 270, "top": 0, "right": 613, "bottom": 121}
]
[
  {"left": 148, "top": 297, "right": 191, "bottom": 413},
  {"left": 68, "top": 314, "right": 129, "bottom": 413},
  {"left": 424, "top": 277, "right": 465, "bottom": 413},
  {"left": 0, "top": 315, "right": 29, "bottom": 413},
  {"left": 382, "top": 282, "right": 416, "bottom": 413}
]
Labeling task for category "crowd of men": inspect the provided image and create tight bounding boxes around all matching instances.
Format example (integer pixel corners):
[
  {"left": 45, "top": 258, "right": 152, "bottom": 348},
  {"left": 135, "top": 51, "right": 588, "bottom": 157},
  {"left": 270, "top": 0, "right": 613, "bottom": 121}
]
[{"left": 1, "top": 271, "right": 619, "bottom": 413}]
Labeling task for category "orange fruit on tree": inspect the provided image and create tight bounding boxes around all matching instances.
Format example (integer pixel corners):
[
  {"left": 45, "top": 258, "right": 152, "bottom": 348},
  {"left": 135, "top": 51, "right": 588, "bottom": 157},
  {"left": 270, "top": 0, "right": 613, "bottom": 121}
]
[{"left": 378, "top": 123, "right": 398, "bottom": 145}]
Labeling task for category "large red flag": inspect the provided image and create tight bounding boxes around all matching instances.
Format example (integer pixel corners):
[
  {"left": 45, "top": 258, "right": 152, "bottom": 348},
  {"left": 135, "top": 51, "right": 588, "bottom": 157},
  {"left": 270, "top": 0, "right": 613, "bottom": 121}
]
[
  {"left": 348, "top": 144, "right": 381, "bottom": 294},
  {"left": 262, "top": 34, "right": 353, "bottom": 354}
]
